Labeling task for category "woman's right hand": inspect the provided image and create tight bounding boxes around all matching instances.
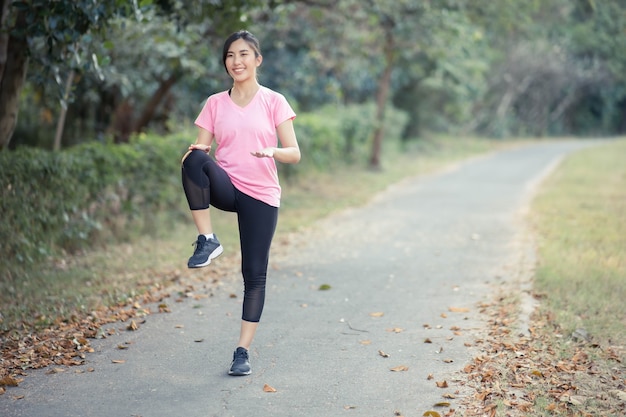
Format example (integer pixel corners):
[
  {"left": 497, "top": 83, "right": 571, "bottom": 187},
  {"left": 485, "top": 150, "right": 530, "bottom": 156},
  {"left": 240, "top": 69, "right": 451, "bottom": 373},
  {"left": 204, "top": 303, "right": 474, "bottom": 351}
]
[
  {"left": 181, "top": 144, "right": 211, "bottom": 163},
  {"left": 188, "top": 144, "right": 211, "bottom": 153}
]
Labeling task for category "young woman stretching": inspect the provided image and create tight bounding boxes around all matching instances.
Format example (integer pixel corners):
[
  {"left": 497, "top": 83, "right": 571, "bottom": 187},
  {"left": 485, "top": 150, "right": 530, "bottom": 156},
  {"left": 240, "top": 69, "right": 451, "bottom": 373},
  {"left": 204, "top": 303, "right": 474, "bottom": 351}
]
[{"left": 181, "top": 30, "right": 300, "bottom": 376}]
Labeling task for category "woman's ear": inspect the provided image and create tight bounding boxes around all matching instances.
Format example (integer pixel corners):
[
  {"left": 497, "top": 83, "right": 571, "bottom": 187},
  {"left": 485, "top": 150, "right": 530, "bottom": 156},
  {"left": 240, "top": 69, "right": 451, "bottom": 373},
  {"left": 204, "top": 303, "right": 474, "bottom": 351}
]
[{"left": 256, "top": 54, "right": 263, "bottom": 67}]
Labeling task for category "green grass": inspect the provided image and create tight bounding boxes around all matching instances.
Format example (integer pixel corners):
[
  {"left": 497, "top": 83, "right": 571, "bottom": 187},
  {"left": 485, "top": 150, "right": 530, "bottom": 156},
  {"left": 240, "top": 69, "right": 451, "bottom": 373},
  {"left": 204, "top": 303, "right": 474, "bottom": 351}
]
[
  {"left": 532, "top": 139, "right": 626, "bottom": 347},
  {"left": 0, "top": 135, "right": 505, "bottom": 332}
]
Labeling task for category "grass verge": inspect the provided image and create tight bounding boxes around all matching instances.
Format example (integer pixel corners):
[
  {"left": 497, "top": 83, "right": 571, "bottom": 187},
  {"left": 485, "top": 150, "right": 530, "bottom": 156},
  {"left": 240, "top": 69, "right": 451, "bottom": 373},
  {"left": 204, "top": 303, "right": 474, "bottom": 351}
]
[{"left": 462, "top": 139, "right": 626, "bottom": 417}]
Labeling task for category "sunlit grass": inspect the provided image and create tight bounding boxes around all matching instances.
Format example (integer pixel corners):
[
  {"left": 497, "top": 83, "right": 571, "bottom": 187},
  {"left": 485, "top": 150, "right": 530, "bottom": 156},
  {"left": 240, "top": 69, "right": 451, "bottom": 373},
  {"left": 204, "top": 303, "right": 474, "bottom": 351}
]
[{"left": 532, "top": 139, "right": 626, "bottom": 346}]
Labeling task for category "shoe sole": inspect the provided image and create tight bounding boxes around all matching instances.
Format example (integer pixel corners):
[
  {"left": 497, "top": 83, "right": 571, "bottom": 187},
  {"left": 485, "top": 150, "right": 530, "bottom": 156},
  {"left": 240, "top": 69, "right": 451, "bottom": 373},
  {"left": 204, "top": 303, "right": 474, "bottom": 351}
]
[
  {"left": 228, "top": 369, "right": 251, "bottom": 376},
  {"left": 187, "top": 245, "right": 224, "bottom": 268}
]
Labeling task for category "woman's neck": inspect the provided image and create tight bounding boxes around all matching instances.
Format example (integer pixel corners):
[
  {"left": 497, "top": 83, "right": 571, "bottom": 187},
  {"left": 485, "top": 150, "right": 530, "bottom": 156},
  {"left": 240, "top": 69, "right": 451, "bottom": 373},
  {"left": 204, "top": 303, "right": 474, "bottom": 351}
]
[{"left": 231, "top": 81, "right": 260, "bottom": 98}]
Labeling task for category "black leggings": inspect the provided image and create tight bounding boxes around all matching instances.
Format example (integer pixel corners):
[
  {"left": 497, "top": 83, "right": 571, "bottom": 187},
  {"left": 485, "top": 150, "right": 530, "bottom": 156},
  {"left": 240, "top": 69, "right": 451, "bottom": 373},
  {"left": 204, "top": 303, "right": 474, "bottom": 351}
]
[{"left": 182, "top": 150, "right": 278, "bottom": 323}]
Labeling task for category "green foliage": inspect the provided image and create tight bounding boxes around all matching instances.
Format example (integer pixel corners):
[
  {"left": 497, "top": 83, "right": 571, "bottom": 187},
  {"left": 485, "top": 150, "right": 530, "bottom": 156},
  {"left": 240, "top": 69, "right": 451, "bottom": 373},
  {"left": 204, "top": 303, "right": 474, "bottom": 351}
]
[
  {"left": 290, "top": 103, "right": 408, "bottom": 170},
  {"left": 0, "top": 133, "right": 190, "bottom": 267}
]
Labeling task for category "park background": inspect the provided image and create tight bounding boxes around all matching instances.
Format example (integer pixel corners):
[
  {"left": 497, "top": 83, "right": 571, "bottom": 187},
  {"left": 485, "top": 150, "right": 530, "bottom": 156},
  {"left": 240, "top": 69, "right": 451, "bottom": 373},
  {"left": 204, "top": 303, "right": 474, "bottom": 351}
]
[{"left": 1, "top": 1, "right": 625, "bottom": 415}]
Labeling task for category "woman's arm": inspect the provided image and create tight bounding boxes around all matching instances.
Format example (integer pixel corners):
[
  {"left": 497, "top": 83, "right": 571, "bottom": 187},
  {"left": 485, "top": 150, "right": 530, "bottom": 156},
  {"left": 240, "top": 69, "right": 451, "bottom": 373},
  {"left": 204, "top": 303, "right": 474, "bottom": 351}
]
[
  {"left": 251, "top": 119, "right": 301, "bottom": 164},
  {"left": 181, "top": 128, "right": 215, "bottom": 163}
]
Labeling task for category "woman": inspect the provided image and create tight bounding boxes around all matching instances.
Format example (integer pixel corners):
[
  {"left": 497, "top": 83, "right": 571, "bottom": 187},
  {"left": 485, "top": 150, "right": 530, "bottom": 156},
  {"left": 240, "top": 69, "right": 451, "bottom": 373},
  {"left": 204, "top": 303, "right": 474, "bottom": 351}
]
[{"left": 181, "top": 30, "right": 300, "bottom": 376}]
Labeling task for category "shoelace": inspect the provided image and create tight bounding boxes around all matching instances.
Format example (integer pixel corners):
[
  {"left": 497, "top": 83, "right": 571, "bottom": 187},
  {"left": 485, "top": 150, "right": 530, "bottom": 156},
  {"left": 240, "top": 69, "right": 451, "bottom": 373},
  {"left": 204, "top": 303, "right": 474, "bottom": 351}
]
[
  {"left": 191, "top": 238, "right": 208, "bottom": 255},
  {"left": 234, "top": 350, "right": 248, "bottom": 361}
]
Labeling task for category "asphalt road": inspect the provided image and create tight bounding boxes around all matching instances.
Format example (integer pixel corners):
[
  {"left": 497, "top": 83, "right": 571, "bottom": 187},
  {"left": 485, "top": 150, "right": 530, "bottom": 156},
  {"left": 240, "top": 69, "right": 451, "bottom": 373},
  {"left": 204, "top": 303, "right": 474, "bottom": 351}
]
[{"left": 1, "top": 140, "right": 597, "bottom": 417}]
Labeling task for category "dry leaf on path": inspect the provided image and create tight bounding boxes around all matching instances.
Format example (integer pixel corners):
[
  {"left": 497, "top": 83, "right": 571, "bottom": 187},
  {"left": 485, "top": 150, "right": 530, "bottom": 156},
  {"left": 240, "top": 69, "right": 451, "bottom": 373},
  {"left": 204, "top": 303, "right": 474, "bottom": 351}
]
[
  {"left": 386, "top": 327, "right": 404, "bottom": 333},
  {"left": 378, "top": 350, "right": 390, "bottom": 358},
  {"left": 390, "top": 365, "right": 409, "bottom": 372},
  {"left": 369, "top": 312, "right": 384, "bottom": 317},
  {"left": 263, "top": 384, "right": 277, "bottom": 392},
  {"left": 448, "top": 307, "right": 470, "bottom": 313},
  {"left": 0, "top": 376, "right": 20, "bottom": 387},
  {"left": 436, "top": 380, "right": 448, "bottom": 388}
]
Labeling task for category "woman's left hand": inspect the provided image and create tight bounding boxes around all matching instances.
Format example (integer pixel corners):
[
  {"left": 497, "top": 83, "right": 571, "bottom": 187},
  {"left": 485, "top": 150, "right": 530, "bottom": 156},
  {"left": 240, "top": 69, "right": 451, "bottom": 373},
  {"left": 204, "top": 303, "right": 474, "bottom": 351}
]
[{"left": 251, "top": 147, "right": 275, "bottom": 158}]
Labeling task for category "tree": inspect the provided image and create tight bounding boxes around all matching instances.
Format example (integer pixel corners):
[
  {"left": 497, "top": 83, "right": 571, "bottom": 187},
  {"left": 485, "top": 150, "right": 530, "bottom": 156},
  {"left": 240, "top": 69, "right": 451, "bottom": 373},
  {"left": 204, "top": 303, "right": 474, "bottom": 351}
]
[
  {"left": 0, "top": 0, "right": 139, "bottom": 150},
  {"left": 1, "top": 0, "right": 274, "bottom": 150}
]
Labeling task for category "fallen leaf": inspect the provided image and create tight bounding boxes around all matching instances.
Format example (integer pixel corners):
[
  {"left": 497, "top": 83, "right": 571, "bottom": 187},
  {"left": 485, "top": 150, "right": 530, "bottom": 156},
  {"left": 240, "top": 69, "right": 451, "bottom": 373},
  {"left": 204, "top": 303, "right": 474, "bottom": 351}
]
[
  {"left": 424, "top": 338, "right": 433, "bottom": 343},
  {"left": 440, "top": 313, "right": 448, "bottom": 318},
  {"left": 117, "top": 344, "right": 129, "bottom": 350},
  {"left": 442, "top": 393, "right": 456, "bottom": 399},
  {"left": 0, "top": 377, "right": 20, "bottom": 387},
  {"left": 448, "top": 307, "right": 470, "bottom": 313},
  {"left": 386, "top": 327, "right": 404, "bottom": 333},
  {"left": 436, "top": 380, "right": 449, "bottom": 388},
  {"left": 127, "top": 320, "right": 138, "bottom": 331},
  {"left": 443, "top": 358, "right": 454, "bottom": 363},
  {"left": 390, "top": 365, "right": 409, "bottom": 372},
  {"left": 369, "top": 312, "right": 384, "bottom": 317},
  {"left": 359, "top": 340, "right": 371, "bottom": 345},
  {"left": 378, "top": 350, "right": 390, "bottom": 358},
  {"left": 263, "top": 384, "right": 277, "bottom": 392},
  {"left": 344, "top": 405, "right": 357, "bottom": 410},
  {"left": 609, "top": 390, "right": 626, "bottom": 401},
  {"left": 423, "top": 411, "right": 441, "bottom": 417},
  {"left": 567, "top": 395, "right": 587, "bottom": 406},
  {"left": 435, "top": 401, "right": 452, "bottom": 406},
  {"left": 112, "top": 359, "right": 126, "bottom": 364},
  {"left": 318, "top": 284, "right": 332, "bottom": 290}
]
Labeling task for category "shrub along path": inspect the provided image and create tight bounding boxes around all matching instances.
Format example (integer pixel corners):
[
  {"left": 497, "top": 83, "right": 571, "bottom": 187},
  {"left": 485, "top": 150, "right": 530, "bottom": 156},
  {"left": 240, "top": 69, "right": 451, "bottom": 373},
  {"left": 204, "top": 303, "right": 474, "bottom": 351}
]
[{"left": 2, "top": 140, "right": 619, "bottom": 417}]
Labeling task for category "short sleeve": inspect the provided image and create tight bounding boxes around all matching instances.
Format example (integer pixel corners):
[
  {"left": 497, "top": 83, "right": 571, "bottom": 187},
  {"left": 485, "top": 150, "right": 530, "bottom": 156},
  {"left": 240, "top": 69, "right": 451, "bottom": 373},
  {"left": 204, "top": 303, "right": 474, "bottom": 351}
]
[
  {"left": 194, "top": 96, "right": 216, "bottom": 133},
  {"left": 273, "top": 93, "right": 296, "bottom": 127}
]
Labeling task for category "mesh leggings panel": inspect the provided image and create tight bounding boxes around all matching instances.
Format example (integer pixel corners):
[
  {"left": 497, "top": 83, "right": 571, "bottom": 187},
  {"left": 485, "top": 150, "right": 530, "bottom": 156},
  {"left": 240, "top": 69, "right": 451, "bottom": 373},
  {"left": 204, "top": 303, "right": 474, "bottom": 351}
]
[{"left": 181, "top": 150, "right": 236, "bottom": 211}]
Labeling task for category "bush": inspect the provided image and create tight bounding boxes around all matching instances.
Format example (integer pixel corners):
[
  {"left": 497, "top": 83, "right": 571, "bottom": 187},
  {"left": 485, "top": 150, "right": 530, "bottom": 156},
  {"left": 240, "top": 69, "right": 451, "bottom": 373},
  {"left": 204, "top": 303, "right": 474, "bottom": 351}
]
[
  {"left": 0, "top": 133, "right": 191, "bottom": 267},
  {"left": 293, "top": 102, "right": 408, "bottom": 169}
]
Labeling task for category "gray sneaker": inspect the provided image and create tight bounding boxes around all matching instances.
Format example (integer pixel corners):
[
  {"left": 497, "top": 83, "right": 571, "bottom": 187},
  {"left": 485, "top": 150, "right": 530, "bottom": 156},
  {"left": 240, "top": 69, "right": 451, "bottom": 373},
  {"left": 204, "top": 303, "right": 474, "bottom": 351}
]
[
  {"left": 228, "top": 347, "right": 251, "bottom": 376},
  {"left": 187, "top": 235, "right": 223, "bottom": 268}
]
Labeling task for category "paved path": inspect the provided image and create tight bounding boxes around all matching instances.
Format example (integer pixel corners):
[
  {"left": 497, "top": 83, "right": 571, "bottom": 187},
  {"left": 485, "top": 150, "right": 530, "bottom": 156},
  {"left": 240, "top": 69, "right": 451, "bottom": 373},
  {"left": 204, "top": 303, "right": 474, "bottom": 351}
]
[{"left": 1, "top": 141, "right": 597, "bottom": 417}]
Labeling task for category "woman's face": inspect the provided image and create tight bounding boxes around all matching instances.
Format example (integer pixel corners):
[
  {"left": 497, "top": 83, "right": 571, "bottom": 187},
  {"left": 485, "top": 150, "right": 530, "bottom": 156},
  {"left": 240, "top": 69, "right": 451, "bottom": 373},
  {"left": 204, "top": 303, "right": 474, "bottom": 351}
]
[{"left": 225, "top": 38, "right": 262, "bottom": 83}]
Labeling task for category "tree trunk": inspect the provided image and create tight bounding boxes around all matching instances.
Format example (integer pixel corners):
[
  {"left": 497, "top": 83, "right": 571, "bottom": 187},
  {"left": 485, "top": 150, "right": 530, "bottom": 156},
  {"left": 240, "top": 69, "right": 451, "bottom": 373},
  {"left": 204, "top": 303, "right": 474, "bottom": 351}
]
[
  {"left": 0, "top": 7, "right": 28, "bottom": 150},
  {"left": 369, "top": 29, "right": 394, "bottom": 170},
  {"left": 110, "top": 73, "right": 179, "bottom": 143},
  {"left": 53, "top": 70, "right": 75, "bottom": 151},
  {"left": 132, "top": 73, "right": 179, "bottom": 134}
]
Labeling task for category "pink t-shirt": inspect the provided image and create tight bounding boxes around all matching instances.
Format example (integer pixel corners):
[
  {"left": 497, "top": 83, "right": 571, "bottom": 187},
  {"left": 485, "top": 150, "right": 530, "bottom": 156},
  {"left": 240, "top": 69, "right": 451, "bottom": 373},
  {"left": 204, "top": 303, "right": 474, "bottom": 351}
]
[{"left": 194, "top": 86, "right": 296, "bottom": 207}]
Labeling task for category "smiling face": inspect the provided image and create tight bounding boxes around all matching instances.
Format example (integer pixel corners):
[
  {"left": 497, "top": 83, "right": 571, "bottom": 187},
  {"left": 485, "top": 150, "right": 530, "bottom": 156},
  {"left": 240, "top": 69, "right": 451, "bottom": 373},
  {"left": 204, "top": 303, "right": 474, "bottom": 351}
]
[{"left": 225, "top": 38, "right": 262, "bottom": 83}]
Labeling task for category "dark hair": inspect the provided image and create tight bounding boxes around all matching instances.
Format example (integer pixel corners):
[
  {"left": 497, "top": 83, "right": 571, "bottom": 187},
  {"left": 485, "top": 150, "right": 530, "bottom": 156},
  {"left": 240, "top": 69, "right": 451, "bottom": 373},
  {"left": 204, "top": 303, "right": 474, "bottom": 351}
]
[{"left": 222, "top": 30, "right": 262, "bottom": 73}]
